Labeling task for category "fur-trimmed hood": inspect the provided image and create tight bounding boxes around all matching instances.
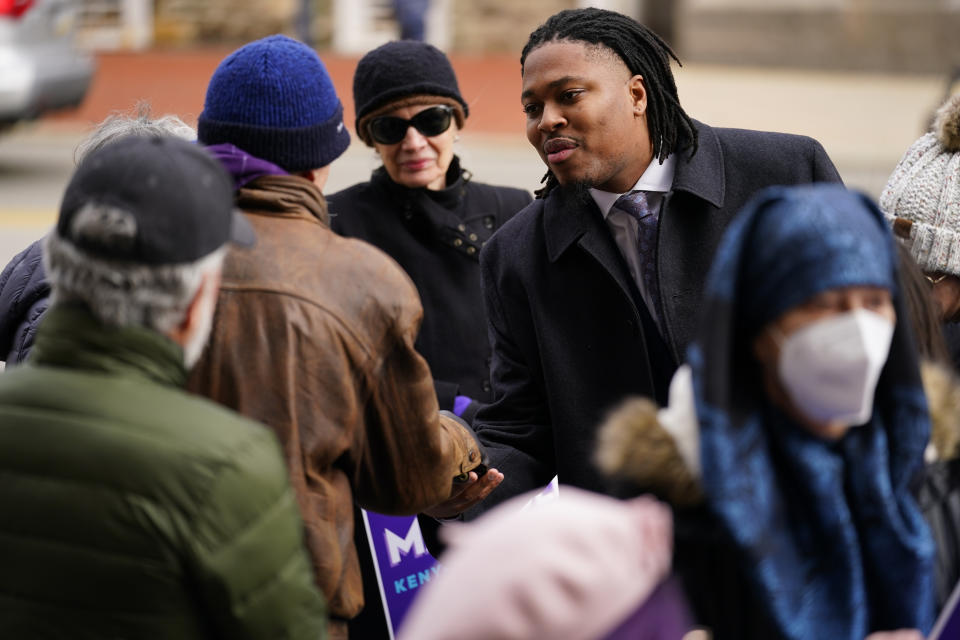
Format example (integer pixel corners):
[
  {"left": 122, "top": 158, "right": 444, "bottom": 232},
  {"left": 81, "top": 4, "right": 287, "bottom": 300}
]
[
  {"left": 921, "top": 359, "right": 960, "bottom": 462},
  {"left": 595, "top": 365, "right": 703, "bottom": 507}
]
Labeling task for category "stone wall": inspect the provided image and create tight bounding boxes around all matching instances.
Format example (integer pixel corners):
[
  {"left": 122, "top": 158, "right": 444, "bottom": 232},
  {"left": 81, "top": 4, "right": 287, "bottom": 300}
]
[
  {"left": 154, "top": 0, "right": 300, "bottom": 45},
  {"left": 145, "top": 0, "right": 960, "bottom": 74},
  {"left": 441, "top": 0, "right": 573, "bottom": 53},
  {"left": 150, "top": 1, "right": 591, "bottom": 52},
  {"left": 677, "top": 1, "right": 960, "bottom": 74}
]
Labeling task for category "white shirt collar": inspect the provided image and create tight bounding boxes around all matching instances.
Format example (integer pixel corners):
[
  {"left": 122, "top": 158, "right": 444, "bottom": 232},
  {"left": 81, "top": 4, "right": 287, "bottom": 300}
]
[{"left": 590, "top": 154, "right": 676, "bottom": 219}]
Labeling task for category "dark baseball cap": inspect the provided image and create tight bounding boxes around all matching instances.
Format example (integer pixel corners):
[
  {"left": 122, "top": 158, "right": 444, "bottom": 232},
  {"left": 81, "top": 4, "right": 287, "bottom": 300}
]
[{"left": 57, "top": 135, "right": 255, "bottom": 264}]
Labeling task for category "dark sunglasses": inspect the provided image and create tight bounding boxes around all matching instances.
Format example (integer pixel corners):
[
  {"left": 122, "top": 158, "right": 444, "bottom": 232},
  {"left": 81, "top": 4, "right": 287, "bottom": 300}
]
[{"left": 368, "top": 105, "right": 454, "bottom": 145}]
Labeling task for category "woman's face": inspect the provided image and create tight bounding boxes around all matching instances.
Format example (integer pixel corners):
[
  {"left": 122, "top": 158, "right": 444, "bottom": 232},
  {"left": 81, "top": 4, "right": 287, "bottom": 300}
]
[
  {"left": 752, "top": 285, "right": 896, "bottom": 440},
  {"left": 372, "top": 103, "right": 458, "bottom": 190}
]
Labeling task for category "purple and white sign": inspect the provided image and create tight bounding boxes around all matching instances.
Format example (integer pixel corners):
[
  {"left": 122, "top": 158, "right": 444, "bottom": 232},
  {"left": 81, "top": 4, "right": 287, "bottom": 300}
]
[
  {"left": 361, "top": 510, "right": 439, "bottom": 638},
  {"left": 931, "top": 577, "right": 960, "bottom": 640}
]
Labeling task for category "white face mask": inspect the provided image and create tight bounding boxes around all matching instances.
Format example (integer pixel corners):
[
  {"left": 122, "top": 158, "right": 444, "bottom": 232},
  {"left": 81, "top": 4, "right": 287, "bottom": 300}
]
[{"left": 776, "top": 308, "right": 895, "bottom": 428}]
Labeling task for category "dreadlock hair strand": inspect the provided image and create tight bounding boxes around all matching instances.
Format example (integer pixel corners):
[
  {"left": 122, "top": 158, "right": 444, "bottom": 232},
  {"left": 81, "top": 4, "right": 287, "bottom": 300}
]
[{"left": 522, "top": 8, "right": 698, "bottom": 198}]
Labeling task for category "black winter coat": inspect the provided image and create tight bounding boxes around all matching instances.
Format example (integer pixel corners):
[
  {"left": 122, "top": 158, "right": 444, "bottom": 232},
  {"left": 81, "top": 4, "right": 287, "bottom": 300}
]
[
  {"left": 328, "top": 158, "right": 531, "bottom": 412},
  {"left": 0, "top": 238, "right": 49, "bottom": 364},
  {"left": 472, "top": 121, "right": 843, "bottom": 513}
]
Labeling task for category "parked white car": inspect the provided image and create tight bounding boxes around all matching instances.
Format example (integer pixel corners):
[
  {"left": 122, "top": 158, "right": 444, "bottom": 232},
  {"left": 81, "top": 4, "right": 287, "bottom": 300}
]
[{"left": 0, "top": 0, "right": 94, "bottom": 128}]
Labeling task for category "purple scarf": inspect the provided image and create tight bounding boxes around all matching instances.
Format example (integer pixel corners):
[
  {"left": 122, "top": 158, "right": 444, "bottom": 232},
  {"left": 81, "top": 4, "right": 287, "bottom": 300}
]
[{"left": 204, "top": 143, "right": 288, "bottom": 190}]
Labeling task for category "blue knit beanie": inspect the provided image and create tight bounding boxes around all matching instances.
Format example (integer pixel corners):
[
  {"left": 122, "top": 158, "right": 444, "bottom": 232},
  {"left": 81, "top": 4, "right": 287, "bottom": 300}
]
[{"left": 198, "top": 35, "right": 350, "bottom": 172}]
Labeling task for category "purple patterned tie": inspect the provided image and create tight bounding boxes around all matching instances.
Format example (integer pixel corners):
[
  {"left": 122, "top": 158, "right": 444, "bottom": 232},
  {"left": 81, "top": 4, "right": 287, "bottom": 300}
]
[{"left": 612, "top": 190, "right": 661, "bottom": 322}]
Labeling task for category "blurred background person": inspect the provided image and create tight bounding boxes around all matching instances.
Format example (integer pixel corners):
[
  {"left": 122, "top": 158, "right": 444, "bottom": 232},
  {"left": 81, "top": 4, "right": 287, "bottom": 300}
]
[
  {"left": 884, "top": 102, "right": 960, "bottom": 605},
  {"left": 399, "top": 487, "right": 689, "bottom": 640},
  {"left": 392, "top": 0, "right": 429, "bottom": 41},
  {"left": 888, "top": 200, "right": 960, "bottom": 615},
  {"left": 187, "top": 34, "right": 491, "bottom": 640},
  {"left": 596, "top": 184, "right": 935, "bottom": 640},
  {"left": 881, "top": 94, "right": 960, "bottom": 370},
  {"left": 0, "top": 135, "right": 328, "bottom": 638},
  {"left": 0, "top": 104, "right": 196, "bottom": 365},
  {"left": 330, "top": 39, "right": 531, "bottom": 425}
]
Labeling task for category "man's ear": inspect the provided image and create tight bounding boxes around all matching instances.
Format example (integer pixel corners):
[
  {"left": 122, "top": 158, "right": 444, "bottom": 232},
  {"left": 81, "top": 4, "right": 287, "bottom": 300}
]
[
  {"left": 296, "top": 165, "right": 331, "bottom": 191},
  {"left": 170, "top": 268, "right": 221, "bottom": 344},
  {"left": 629, "top": 74, "right": 647, "bottom": 116}
]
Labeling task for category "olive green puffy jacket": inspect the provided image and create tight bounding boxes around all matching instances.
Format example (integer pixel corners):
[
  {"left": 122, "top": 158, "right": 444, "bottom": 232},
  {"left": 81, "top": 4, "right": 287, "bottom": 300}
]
[{"left": 0, "top": 305, "right": 327, "bottom": 639}]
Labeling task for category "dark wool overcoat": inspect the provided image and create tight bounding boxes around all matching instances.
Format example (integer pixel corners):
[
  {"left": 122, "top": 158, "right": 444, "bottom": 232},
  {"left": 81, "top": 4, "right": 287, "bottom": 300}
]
[{"left": 472, "top": 121, "right": 843, "bottom": 511}]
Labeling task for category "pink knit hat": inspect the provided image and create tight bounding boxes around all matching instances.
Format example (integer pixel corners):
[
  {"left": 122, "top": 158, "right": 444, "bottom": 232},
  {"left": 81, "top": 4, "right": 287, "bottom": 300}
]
[{"left": 399, "top": 488, "right": 675, "bottom": 640}]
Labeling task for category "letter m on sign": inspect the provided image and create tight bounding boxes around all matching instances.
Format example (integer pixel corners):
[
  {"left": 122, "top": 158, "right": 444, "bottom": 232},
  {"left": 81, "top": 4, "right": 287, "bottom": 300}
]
[{"left": 384, "top": 521, "right": 427, "bottom": 567}]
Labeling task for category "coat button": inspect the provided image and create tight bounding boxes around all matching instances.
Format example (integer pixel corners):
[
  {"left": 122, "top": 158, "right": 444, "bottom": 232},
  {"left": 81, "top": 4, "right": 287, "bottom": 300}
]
[
  {"left": 466, "top": 246, "right": 477, "bottom": 255},
  {"left": 482, "top": 380, "right": 491, "bottom": 392},
  {"left": 457, "top": 224, "right": 466, "bottom": 232},
  {"left": 468, "top": 233, "right": 478, "bottom": 241},
  {"left": 483, "top": 216, "right": 494, "bottom": 229},
  {"left": 454, "top": 238, "right": 463, "bottom": 247}
]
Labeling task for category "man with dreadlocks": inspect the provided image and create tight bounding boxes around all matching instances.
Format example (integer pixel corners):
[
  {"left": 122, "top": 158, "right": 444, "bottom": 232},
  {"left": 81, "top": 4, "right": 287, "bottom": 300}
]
[{"left": 425, "top": 7, "right": 841, "bottom": 520}]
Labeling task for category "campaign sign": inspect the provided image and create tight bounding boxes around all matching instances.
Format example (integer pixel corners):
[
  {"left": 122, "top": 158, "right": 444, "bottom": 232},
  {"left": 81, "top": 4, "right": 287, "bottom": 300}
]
[
  {"left": 361, "top": 510, "right": 438, "bottom": 638},
  {"left": 930, "top": 577, "right": 960, "bottom": 640}
]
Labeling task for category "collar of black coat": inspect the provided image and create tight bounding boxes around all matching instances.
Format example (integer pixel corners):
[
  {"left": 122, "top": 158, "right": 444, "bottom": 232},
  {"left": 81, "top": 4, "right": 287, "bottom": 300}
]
[
  {"left": 30, "top": 303, "right": 188, "bottom": 388},
  {"left": 544, "top": 120, "right": 724, "bottom": 262}
]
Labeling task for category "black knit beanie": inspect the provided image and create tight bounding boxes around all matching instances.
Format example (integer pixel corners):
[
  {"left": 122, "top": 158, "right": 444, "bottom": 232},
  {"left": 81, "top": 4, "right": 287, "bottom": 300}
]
[
  {"left": 198, "top": 35, "right": 350, "bottom": 172},
  {"left": 353, "top": 40, "right": 469, "bottom": 144}
]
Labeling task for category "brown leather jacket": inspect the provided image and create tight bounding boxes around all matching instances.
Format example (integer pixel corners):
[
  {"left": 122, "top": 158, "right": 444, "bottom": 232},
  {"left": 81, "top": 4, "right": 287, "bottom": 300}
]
[{"left": 187, "top": 175, "right": 481, "bottom": 636}]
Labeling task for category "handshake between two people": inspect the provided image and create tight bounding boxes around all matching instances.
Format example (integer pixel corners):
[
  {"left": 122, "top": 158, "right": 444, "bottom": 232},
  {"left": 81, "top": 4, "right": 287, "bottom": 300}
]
[{"left": 424, "top": 410, "right": 504, "bottom": 520}]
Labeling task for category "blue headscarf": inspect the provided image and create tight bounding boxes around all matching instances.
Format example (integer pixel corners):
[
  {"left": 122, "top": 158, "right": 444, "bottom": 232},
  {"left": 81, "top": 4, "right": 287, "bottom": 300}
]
[{"left": 689, "top": 184, "right": 935, "bottom": 639}]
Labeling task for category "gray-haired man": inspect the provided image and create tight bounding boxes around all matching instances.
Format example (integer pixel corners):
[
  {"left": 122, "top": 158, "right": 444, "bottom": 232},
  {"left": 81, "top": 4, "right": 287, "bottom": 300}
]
[
  {"left": 0, "top": 136, "right": 328, "bottom": 638},
  {"left": 0, "top": 104, "right": 197, "bottom": 365}
]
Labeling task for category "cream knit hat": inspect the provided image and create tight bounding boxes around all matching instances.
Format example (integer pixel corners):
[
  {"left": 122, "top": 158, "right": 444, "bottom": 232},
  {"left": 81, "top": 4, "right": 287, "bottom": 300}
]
[{"left": 880, "top": 94, "right": 960, "bottom": 276}]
